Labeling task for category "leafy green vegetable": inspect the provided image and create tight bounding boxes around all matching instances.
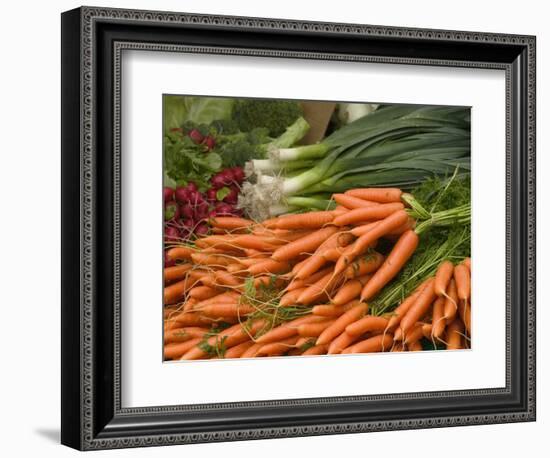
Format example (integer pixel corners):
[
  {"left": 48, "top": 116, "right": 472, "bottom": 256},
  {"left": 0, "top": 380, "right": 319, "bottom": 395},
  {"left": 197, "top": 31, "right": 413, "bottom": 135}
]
[
  {"left": 163, "top": 95, "right": 234, "bottom": 132},
  {"left": 216, "top": 187, "right": 231, "bottom": 201},
  {"left": 232, "top": 99, "right": 303, "bottom": 137},
  {"left": 183, "top": 96, "right": 234, "bottom": 125},
  {"left": 164, "top": 130, "right": 222, "bottom": 190}
]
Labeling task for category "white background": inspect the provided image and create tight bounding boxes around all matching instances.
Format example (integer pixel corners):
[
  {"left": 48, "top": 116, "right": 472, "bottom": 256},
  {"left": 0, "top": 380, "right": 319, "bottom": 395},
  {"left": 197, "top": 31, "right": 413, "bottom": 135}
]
[
  {"left": 0, "top": 0, "right": 546, "bottom": 456},
  {"left": 123, "top": 52, "right": 505, "bottom": 406}
]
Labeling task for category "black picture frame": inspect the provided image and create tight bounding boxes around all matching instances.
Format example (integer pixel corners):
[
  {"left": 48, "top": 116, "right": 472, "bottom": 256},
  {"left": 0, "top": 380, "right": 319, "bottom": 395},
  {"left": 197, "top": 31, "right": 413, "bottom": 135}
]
[{"left": 61, "top": 6, "right": 536, "bottom": 450}]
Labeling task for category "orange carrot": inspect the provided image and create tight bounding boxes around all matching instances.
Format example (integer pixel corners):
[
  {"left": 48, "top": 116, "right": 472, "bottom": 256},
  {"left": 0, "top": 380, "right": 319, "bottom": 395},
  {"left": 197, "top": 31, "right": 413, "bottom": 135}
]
[
  {"left": 274, "top": 211, "right": 335, "bottom": 230},
  {"left": 287, "top": 266, "right": 334, "bottom": 292},
  {"left": 230, "top": 235, "right": 278, "bottom": 252},
  {"left": 332, "top": 202, "right": 405, "bottom": 226},
  {"left": 166, "top": 246, "right": 195, "bottom": 261},
  {"left": 434, "top": 261, "right": 454, "bottom": 296},
  {"left": 296, "top": 270, "right": 338, "bottom": 305},
  {"left": 271, "top": 226, "right": 339, "bottom": 262},
  {"left": 342, "top": 333, "right": 394, "bottom": 354},
  {"left": 311, "top": 300, "right": 360, "bottom": 317},
  {"left": 224, "top": 341, "right": 255, "bottom": 359},
  {"left": 167, "top": 311, "right": 211, "bottom": 328},
  {"left": 209, "top": 216, "right": 253, "bottom": 231},
  {"left": 344, "top": 187, "right": 403, "bottom": 203},
  {"left": 407, "top": 340, "right": 423, "bottom": 352},
  {"left": 164, "top": 264, "right": 192, "bottom": 284},
  {"left": 360, "top": 230, "right": 419, "bottom": 301},
  {"left": 302, "top": 344, "right": 329, "bottom": 355},
  {"left": 247, "top": 259, "right": 291, "bottom": 275},
  {"left": 240, "top": 342, "right": 263, "bottom": 358},
  {"left": 200, "top": 303, "right": 256, "bottom": 318},
  {"left": 462, "top": 257, "right": 471, "bottom": 271},
  {"left": 454, "top": 264, "right": 471, "bottom": 300},
  {"left": 333, "top": 194, "right": 380, "bottom": 209},
  {"left": 164, "top": 327, "right": 209, "bottom": 344},
  {"left": 398, "top": 278, "right": 436, "bottom": 337},
  {"left": 193, "top": 292, "right": 239, "bottom": 309},
  {"left": 446, "top": 318, "right": 464, "bottom": 350},
  {"left": 191, "top": 253, "right": 233, "bottom": 267},
  {"left": 212, "top": 271, "right": 241, "bottom": 288},
  {"left": 350, "top": 221, "right": 380, "bottom": 237},
  {"left": 294, "top": 231, "right": 353, "bottom": 280},
  {"left": 334, "top": 211, "right": 409, "bottom": 275},
  {"left": 316, "top": 303, "right": 368, "bottom": 346},
  {"left": 255, "top": 315, "right": 326, "bottom": 344},
  {"left": 331, "top": 274, "right": 371, "bottom": 306},
  {"left": 188, "top": 285, "right": 219, "bottom": 301},
  {"left": 343, "top": 252, "right": 384, "bottom": 279},
  {"left": 345, "top": 315, "right": 388, "bottom": 337},
  {"left": 256, "top": 336, "right": 300, "bottom": 356},
  {"left": 458, "top": 299, "right": 471, "bottom": 335},
  {"left": 297, "top": 319, "right": 336, "bottom": 337},
  {"left": 279, "top": 287, "right": 308, "bottom": 307},
  {"left": 443, "top": 279, "right": 458, "bottom": 323},
  {"left": 164, "top": 277, "right": 199, "bottom": 305},
  {"left": 328, "top": 331, "right": 358, "bottom": 354},
  {"left": 164, "top": 338, "right": 202, "bottom": 360},
  {"left": 431, "top": 296, "right": 446, "bottom": 340}
]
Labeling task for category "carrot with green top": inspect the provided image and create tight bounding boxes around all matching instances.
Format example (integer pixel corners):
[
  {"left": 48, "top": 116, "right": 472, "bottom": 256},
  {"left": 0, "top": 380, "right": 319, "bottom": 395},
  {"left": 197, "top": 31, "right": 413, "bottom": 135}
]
[
  {"left": 224, "top": 341, "right": 255, "bottom": 359},
  {"left": 188, "top": 286, "right": 219, "bottom": 301},
  {"left": 311, "top": 300, "right": 360, "bottom": 317},
  {"left": 255, "top": 315, "right": 326, "bottom": 344},
  {"left": 328, "top": 331, "right": 358, "bottom": 354},
  {"left": 166, "top": 246, "right": 195, "bottom": 261},
  {"left": 360, "top": 229, "right": 419, "bottom": 302},
  {"left": 302, "top": 344, "right": 329, "bottom": 355},
  {"left": 256, "top": 336, "right": 300, "bottom": 356},
  {"left": 287, "top": 266, "right": 334, "bottom": 292},
  {"left": 454, "top": 264, "right": 471, "bottom": 301}
]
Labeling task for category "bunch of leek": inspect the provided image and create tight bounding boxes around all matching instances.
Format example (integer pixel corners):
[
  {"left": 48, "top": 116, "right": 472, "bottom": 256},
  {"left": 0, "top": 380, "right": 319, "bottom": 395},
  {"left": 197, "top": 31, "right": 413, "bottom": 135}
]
[{"left": 240, "top": 105, "right": 470, "bottom": 220}]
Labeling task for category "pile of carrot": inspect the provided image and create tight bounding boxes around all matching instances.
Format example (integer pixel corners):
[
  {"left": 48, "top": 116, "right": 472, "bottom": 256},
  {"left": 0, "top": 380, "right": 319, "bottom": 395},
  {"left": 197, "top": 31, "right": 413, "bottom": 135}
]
[{"left": 163, "top": 187, "right": 471, "bottom": 360}]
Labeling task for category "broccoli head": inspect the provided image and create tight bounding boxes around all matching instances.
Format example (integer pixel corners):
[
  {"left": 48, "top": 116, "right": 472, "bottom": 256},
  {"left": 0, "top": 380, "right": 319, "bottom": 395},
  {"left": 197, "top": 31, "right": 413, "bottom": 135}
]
[{"left": 232, "top": 99, "right": 303, "bottom": 137}]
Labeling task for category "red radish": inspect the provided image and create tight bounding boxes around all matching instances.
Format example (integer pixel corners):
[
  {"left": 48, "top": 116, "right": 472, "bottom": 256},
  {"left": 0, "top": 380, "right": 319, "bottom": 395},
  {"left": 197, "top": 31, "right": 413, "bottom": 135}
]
[
  {"left": 186, "top": 182, "right": 198, "bottom": 193},
  {"left": 223, "top": 188, "right": 239, "bottom": 205},
  {"left": 206, "top": 188, "right": 217, "bottom": 202},
  {"left": 203, "top": 135, "right": 216, "bottom": 150},
  {"left": 164, "top": 187, "right": 174, "bottom": 203},
  {"left": 210, "top": 174, "right": 225, "bottom": 189},
  {"left": 164, "top": 226, "right": 179, "bottom": 242},
  {"left": 208, "top": 210, "right": 218, "bottom": 218},
  {"left": 195, "top": 223, "right": 209, "bottom": 237},
  {"left": 215, "top": 202, "right": 233, "bottom": 215},
  {"left": 180, "top": 204, "right": 194, "bottom": 219},
  {"left": 175, "top": 187, "right": 190, "bottom": 203},
  {"left": 188, "top": 129, "right": 204, "bottom": 144},
  {"left": 232, "top": 167, "right": 245, "bottom": 183},
  {"left": 164, "top": 201, "right": 180, "bottom": 221}
]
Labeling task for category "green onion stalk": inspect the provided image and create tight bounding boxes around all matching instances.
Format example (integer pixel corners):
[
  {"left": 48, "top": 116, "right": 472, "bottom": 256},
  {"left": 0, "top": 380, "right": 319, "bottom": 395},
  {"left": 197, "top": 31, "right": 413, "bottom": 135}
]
[{"left": 240, "top": 105, "right": 471, "bottom": 220}]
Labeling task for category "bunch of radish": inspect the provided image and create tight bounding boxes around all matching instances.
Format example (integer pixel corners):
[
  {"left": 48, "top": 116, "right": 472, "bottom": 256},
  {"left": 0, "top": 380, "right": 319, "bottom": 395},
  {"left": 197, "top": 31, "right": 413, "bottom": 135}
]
[{"left": 163, "top": 167, "right": 245, "bottom": 265}]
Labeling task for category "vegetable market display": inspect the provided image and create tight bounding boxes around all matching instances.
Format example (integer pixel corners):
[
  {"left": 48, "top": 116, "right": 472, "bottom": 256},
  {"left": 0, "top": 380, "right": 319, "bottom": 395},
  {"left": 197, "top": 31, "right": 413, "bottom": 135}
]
[{"left": 163, "top": 97, "right": 471, "bottom": 360}]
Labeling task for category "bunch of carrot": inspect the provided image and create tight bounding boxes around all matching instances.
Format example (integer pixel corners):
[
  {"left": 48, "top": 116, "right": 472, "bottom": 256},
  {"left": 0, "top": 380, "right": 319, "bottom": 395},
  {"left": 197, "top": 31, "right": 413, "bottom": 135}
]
[{"left": 163, "top": 187, "right": 470, "bottom": 360}]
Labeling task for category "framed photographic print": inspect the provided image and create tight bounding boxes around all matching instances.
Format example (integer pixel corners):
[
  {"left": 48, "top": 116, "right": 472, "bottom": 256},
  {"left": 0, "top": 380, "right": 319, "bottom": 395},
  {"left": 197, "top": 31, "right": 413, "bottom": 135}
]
[{"left": 61, "top": 6, "right": 536, "bottom": 450}]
